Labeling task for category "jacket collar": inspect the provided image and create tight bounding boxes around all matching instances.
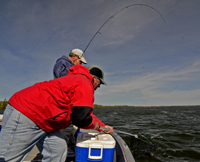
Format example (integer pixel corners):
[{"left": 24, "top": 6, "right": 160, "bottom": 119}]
[{"left": 68, "top": 65, "right": 94, "bottom": 84}]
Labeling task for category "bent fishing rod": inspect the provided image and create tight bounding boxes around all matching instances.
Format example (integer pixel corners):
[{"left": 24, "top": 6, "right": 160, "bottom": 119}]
[{"left": 83, "top": 4, "right": 166, "bottom": 53}]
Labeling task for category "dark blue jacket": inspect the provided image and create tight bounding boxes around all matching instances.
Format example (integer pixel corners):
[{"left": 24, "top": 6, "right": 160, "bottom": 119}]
[{"left": 53, "top": 55, "right": 74, "bottom": 78}]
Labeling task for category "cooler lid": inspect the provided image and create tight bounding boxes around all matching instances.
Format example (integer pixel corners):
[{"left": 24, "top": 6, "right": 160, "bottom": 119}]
[{"left": 76, "top": 132, "right": 116, "bottom": 148}]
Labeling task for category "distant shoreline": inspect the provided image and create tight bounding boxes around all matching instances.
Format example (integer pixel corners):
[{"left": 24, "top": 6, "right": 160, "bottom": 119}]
[
  {"left": 94, "top": 104, "right": 200, "bottom": 108},
  {"left": 1, "top": 104, "right": 200, "bottom": 112}
]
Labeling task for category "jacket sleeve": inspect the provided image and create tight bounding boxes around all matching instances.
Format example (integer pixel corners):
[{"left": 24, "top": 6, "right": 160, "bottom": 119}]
[
  {"left": 71, "top": 106, "right": 93, "bottom": 128},
  {"left": 70, "top": 77, "right": 105, "bottom": 130},
  {"left": 70, "top": 106, "right": 105, "bottom": 129}
]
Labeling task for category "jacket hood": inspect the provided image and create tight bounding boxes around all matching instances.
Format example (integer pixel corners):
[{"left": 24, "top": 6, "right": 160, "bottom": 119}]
[
  {"left": 56, "top": 55, "right": 73, "bottom": 64},
  {"left": 68, "top": 65, "right": 93, "bottom": 82}
]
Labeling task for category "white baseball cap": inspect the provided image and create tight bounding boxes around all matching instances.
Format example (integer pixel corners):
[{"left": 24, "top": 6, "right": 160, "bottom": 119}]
[{"left": 70, "top": 49, "right": 87, "bottom": 64}]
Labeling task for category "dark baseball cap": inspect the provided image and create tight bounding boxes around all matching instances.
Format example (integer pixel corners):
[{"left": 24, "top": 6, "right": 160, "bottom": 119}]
[{"left": 87, "top": 65, "right": 107, "bottom": 85}]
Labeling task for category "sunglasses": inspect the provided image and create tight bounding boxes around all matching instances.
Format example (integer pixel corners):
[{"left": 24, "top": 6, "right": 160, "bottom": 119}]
[
  {"left": 94, "top": 76, "right": 103, "bottom": 84},
  {"left": 76, "top": 55, "right": 81, "bottom": 59}
]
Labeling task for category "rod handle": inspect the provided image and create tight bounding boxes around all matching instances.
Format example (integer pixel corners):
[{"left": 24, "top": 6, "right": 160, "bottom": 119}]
[{"left": 99, "top": 126, "right": 110, "bottom": 131}]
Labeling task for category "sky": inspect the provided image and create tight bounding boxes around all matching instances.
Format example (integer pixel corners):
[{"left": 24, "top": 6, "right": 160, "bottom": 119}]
[{"left": 0, "top": 0, "right": 200, "bottom": 106}]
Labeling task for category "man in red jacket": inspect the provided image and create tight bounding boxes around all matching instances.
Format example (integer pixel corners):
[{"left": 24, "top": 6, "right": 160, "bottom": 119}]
[{"left": 0, "top": 64, "right": 113, "bottom": 162}]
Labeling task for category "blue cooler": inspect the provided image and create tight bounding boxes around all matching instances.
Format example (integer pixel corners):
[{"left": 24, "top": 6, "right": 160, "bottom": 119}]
[{"left": 75, "top": 132, "right": 115, "bottom": 162}]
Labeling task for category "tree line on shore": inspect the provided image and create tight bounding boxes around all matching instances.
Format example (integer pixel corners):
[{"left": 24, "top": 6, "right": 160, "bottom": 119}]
[
  {"left": 94, "top": 104, "right": 200, "bottom": 108},
  {"left": 0, "top": 100, "right": 199, "bottom": 110},
  {"left": 0, "top": 99, "right": 8, "bottom": 110}
]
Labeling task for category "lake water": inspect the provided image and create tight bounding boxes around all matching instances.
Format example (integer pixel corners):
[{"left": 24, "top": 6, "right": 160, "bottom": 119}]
[
  {"left": 93, "top": 106, "right": 200, "bottom": 162},
  {"left": 1, "top": 106, "right": 200, "bottom": 161}
]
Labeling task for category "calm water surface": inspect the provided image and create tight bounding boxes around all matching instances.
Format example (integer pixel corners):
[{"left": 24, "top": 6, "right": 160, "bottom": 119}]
[{"left": 94, "top": 106, "right": 200, "bottom": 162}]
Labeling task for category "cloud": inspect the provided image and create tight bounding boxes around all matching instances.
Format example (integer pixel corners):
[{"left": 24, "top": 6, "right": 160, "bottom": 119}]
[{"left": 94, "top": 59, "right": 200, "bottom": 106}]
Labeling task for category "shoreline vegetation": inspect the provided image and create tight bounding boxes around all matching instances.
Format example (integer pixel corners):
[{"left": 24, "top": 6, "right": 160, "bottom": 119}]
[
  {"left": 94, "top": 104, "right": 200, "bottom": 108},
  {"left": 0, "top": 100, "right": 199, "bottom": 110},
  {"left": 0, "top": 99, "right": 8, "bottom": 110}
]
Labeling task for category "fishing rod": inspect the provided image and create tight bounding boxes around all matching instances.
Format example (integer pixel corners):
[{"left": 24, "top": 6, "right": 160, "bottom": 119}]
[
  {"left": 83, "top": 3, "right": 166, "bottom": 53},
  {"left": 99, "top": 126, "right": 157, "bottom": 155},
  {"left": 99, "top": 126, "right": 156, "bottom": 144},
  {"left": 100, "top": 126, "right": 138, "bottom": 137}
]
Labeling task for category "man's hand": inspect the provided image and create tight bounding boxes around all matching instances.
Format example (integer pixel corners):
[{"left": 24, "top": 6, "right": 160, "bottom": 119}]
[
  {"left": 93, "top": 121, "right": 99, "bottom": 130},
  {"left": 102, "top": 125, "right": 114, "bottom": 134}
]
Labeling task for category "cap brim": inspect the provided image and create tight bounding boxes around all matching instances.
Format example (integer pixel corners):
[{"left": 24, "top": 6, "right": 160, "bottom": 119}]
[
  {"left": 100, "top": 78, "right": 107, "bottom": 85},
  {"left": 81, "top": 57, "right": 87, "bottom": 64}
]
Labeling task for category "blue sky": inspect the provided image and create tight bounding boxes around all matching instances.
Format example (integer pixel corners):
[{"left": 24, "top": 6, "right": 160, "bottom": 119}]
[{"left": 0, "top": 0, "right": 200, "bottom": 106}]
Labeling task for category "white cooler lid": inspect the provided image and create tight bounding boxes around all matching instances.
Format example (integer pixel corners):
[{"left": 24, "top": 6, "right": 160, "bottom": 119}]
[{"left": 76, "top": 132, "right": 116, "bottom": 148}]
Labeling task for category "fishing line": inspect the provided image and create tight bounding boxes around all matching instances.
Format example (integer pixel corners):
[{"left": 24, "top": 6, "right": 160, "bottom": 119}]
[
  {"left": 99, "top": 126, "right": 157, "bottom": 155},
  {"left": 83, "top": 4, "right": 166, "bottom": 53}
]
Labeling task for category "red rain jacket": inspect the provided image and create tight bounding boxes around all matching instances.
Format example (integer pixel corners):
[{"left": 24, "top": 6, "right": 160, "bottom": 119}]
[{"left": 9, "top": 65, "right": 105, "bottom": 133}]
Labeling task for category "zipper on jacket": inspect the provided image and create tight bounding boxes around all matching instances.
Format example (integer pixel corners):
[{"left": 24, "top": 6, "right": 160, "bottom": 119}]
[{"left": 50, "top": 111, "right": 68, "bottom": 120}]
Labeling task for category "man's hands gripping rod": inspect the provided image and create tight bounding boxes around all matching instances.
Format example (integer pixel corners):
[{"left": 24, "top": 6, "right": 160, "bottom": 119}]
[
  {"left": 99, "top": 126, "right": 114, "bottom": 134},
  {"left": 93, "top": 121, "right": 114, "bottom": 133}
]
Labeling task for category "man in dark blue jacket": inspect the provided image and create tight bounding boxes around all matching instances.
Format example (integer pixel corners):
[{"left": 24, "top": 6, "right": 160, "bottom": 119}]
[{"left": 53, "top": 48, "right": 87, "bottom": 78}]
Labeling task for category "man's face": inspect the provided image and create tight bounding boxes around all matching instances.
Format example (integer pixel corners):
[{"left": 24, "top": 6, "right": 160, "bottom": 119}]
[
  {"left": 93, "top": 76, "right": 101, "bottom": 90},
  {"left": 72, "top": 54, "right": 82, "bottom": 65}
]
